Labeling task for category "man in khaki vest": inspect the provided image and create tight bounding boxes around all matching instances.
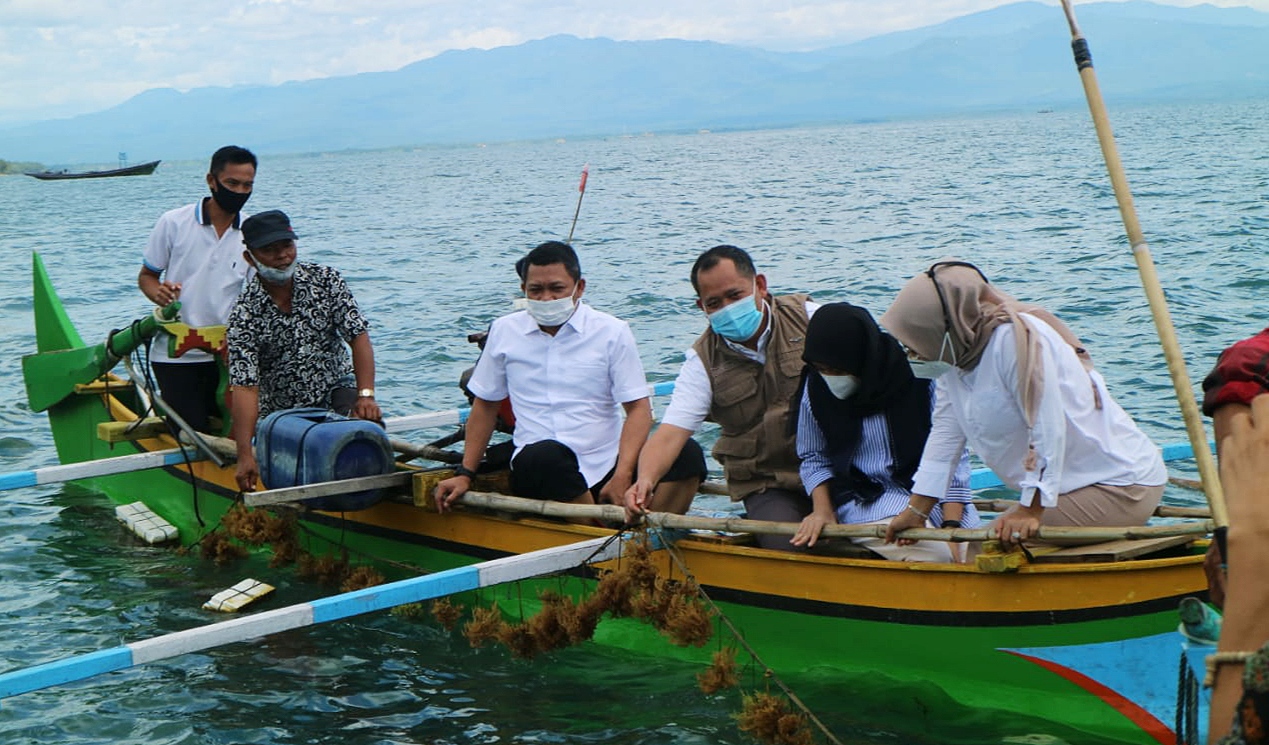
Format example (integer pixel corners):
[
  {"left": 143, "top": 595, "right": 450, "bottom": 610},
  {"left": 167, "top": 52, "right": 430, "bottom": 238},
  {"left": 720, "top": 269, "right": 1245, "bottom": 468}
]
[{"left": 624, "top": 245, "right": 818, "bottom": 551}]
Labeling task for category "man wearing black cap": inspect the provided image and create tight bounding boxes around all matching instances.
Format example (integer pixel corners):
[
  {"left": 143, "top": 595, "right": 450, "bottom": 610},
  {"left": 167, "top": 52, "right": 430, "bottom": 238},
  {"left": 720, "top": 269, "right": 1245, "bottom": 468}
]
[
  {"left": 137, "top": 145, "right": 257, "bottom": 432},
  {"left": 226, "top": 209, "right": 381, "bottom": 492}
]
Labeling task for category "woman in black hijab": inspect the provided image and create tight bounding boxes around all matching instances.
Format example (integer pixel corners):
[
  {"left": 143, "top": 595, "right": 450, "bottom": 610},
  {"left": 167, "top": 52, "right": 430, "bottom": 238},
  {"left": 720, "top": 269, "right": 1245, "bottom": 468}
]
[{"left": 791, "top": 303, "right": 978, "bottom": 560}]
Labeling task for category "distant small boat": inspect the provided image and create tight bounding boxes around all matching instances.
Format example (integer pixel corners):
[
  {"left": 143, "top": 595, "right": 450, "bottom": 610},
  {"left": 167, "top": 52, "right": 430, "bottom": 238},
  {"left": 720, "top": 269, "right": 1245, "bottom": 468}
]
[{"left": 26, "top": 159, "right": 161, "bottom": 181}]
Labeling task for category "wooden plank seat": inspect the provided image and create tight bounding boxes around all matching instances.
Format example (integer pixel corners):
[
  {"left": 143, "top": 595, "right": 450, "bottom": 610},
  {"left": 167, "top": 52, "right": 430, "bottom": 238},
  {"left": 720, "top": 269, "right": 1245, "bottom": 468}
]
[
  {"left": 1029, "top": 534, "right": 1195, "bottom": 564},
  {"left": 97, "top": 417, "right": 168, "bottom": 442}
]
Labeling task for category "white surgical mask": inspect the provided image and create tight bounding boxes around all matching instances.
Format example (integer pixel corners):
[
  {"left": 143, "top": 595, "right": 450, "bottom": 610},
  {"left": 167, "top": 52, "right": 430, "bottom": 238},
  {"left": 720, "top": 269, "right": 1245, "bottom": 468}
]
[
  {"left": 820, "top": 373, "right": 860, "bottom": 400},
  {"left": 908, "top": 331, "right": 958, "bottom": 379},
  {"left": 909, "top": 360, "right": 954, "bottom": 379},
  {"left": 254, "top": 258, "right": 296, "bottom": 285},
  {"left": 526, "top": 293, "right": 577, "bottom": 327}
]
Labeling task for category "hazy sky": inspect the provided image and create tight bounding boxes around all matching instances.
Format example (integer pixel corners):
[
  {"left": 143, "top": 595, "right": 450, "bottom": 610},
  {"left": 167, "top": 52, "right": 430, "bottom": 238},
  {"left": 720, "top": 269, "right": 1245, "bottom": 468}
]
[{"left": 1, "top": 0, "right": 1264, "bottom": 126}]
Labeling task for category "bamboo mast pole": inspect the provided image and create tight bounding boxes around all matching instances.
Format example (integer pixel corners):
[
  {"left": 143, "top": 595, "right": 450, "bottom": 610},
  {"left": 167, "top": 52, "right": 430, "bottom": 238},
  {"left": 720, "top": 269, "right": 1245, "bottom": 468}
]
[{"left": 1059, "top": 0, "right": 1226, "bottom": 528}]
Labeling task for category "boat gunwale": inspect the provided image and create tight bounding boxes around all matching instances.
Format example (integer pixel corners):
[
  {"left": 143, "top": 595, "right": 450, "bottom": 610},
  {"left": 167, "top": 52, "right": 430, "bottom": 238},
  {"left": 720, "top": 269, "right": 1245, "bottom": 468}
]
[
  {"left": 90, "top": 391, "right": 1212, "bottom": 623},
  {"left": 96, "top": 390, "right": 1211, "bottom": 580}
]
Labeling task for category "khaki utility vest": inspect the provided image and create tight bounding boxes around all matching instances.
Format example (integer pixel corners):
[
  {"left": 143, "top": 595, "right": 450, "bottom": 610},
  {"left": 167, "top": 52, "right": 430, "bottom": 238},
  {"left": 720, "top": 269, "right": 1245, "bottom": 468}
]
[{"left": 692, "top": 294, "right": 809, "bottom": 501}]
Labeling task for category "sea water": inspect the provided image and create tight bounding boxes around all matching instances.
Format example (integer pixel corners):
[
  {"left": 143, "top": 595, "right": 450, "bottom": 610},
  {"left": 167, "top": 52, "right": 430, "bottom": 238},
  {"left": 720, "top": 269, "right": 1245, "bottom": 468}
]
[{"left": 1, "top": 98, "right": 1267, "bottom": 744}]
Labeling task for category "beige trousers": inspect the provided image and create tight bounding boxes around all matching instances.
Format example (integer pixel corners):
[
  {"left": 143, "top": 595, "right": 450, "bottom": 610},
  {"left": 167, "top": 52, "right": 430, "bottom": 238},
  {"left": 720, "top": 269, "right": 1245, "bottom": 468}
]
[
  {"left": 851, "top": 517, "right": 956, "bottom": 563},
  {"left": 968, "top": 482, "right": 1166, "bottom": 561},
  {"left": 1040, "top": 482, "right": 1165, "bottom": 528}
]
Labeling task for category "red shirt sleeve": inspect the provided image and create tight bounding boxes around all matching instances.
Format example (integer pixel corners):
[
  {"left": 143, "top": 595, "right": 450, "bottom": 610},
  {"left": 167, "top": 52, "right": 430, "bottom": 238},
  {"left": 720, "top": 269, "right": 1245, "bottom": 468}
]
[{"left": 1202, "top": 328, "right": 1269, "bottom": 416}]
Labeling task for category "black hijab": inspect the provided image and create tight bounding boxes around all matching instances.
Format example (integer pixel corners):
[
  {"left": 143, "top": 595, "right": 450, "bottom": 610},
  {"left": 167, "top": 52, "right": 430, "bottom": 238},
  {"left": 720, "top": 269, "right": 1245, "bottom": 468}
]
[{"left": 795, "top": 303, "right": 933, "bottom": 505}]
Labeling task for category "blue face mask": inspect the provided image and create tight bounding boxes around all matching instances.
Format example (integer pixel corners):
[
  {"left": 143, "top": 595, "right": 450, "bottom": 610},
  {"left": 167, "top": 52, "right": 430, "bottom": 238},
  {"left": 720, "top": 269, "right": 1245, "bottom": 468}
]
[{"left": 707, "top": 282, "right": 764, "bottom": 342}]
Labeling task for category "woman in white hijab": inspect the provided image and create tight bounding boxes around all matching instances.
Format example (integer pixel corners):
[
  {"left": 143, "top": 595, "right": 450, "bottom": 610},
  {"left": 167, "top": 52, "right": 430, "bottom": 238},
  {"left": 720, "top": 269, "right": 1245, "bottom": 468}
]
[{"left": 879, "top": 261, "right": 1166, "bottom": 548}]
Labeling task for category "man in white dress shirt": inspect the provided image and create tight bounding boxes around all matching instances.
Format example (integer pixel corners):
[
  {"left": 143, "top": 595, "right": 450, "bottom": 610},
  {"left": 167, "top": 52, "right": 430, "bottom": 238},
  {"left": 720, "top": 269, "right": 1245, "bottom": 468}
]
[{"left": 434, "top": 241, "right": 705, "bottom": 514}]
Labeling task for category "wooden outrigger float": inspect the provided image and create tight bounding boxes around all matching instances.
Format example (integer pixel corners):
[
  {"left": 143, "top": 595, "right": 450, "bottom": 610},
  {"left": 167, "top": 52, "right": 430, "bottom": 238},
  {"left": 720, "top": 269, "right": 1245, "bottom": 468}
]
[{"left": 6, "top": 251, "right": 1213, "bottom": 745}]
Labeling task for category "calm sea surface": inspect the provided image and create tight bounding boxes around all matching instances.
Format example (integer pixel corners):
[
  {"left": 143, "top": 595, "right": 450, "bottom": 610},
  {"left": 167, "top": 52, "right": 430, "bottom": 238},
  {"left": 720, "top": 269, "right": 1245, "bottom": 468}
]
[{"left": 2, "top": 99, "right": 1268, "bottom": 744}]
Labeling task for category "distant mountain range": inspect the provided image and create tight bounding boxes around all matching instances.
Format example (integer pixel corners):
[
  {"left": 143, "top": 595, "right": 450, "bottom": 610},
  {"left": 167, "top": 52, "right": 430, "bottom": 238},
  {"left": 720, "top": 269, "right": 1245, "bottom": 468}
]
[{"left": 4, "top": 1, "right": 1268, "bottom": 165}]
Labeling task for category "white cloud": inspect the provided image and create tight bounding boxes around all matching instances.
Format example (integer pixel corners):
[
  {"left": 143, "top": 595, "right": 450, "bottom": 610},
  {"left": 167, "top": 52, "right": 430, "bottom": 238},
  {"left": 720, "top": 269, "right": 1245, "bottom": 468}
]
[{"left": 0, "top": 0, "right": 1266, "bottom": 126}]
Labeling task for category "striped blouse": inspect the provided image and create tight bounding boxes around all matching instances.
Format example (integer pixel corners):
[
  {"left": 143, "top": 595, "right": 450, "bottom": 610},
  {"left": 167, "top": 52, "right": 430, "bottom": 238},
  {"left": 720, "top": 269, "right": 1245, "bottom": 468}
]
[{"left": 796, "top": 387, "right": 980, "bottom": 527}]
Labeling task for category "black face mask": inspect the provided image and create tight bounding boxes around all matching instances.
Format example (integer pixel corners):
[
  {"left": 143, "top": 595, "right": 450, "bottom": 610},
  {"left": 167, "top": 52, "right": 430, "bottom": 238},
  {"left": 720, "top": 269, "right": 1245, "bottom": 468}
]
[{"left": 211, "top": 179, "right": 251, "bottom": 214}]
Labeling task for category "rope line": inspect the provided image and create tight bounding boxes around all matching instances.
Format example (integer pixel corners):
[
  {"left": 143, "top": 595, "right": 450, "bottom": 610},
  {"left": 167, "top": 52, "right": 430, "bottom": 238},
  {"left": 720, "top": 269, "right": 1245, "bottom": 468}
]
[{"left": 650, "top": 526, "right": 845, "bottom": 745}]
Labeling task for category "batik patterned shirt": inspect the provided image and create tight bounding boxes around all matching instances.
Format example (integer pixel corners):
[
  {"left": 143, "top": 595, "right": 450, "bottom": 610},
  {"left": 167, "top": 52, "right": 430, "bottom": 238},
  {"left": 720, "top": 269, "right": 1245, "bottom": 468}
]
[{"left": 227, "top": 262, "right": 368, "bottom": 417}]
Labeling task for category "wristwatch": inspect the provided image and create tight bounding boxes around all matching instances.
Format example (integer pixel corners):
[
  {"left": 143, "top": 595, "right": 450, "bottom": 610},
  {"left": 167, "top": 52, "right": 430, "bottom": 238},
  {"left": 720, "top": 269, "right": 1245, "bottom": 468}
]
[
  {"left": 357, "top": 388, "right": 375, "bottom": 399},
  {"left": 453, "top": 464, "right": 477, "bottom": 480}
]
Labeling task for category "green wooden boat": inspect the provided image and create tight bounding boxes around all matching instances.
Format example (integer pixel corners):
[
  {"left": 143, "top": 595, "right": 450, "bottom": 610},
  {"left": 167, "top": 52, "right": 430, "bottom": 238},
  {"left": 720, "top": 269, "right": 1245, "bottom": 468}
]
[{"left": 16, "top": 252, "right": 1211, "bottom": 745}]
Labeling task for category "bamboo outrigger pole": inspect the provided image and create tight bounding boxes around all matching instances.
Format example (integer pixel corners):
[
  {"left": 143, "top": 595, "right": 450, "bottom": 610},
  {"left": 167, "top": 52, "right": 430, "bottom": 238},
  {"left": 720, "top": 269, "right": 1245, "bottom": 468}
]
[
  {"left": 0, "top": 535, "right": 627, "bottom": 702},
  {"left": 1059, "top": 0, "right": 1226, "bottom": 528}
]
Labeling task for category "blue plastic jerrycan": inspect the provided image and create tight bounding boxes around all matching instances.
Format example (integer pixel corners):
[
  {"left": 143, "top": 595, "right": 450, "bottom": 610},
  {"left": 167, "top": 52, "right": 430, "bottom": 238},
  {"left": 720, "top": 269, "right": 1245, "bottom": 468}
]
[{"left": 255, "top": 407, "right": 394, "bottom": 511}]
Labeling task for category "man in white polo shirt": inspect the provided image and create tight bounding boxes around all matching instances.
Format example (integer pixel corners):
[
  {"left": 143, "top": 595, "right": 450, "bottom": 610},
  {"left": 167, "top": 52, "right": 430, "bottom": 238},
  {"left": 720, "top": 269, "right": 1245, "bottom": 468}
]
[
  {"left": 434, "top": 241, "right": 705, "bottom": 514},
  {"left": 138, "top": 145, "right": 257, "bottom": 433}
]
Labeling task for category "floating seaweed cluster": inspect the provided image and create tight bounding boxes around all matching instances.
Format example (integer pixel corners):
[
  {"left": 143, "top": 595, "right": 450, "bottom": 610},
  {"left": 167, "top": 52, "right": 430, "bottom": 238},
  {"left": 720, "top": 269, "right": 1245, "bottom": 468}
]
[
  {"left": 195, "top": 503, "right": 385, "bottom": 592},
  {"left": 699, "top": 647, "right": 740, "bottom": 694},
  {"left": 735, "top": 692, "right": 816, "bottom": 745},
  {"left": 197, "top": 509, "right": 819, "bottom": 744},
  {"left": 396, "top": 534, "right": 818, "bottom": 745},
  {"left": 427, "top": 535, "right": 716, "bottom": 657}
]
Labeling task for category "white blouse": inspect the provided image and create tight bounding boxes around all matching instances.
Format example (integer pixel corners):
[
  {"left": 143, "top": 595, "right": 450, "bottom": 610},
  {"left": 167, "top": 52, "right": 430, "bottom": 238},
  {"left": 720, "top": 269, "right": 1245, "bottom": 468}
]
[{"left": 910, "top": 314, "right": 1166, "bottom": 507}]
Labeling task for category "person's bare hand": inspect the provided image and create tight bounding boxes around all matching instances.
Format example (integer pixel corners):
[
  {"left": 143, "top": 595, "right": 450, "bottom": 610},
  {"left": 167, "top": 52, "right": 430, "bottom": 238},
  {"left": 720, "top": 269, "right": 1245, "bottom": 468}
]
[
  {"left": 350, "top": 397, "right": 382, "bottom": 425},
  {"left": 885, "top": 507, "right": 925, "bottom": 544},
  {"left": 623, "top": 478, "right": 655, "bottom": 524},
  {"left": 599, "top": 471, "right": 633, "bottom": 508},
  {"left": 989, "top": 502, "right": 1044, "bottom": 547},
  {"left": 155, "top": 281, "right": 181, "bottom": 306},
  {"left": 433, "top": 475, "right": 471, "bottom": 514},
  {"left": 235, "top": 452, "right": 260, "bottom": 492},
  {"left": 792, "top": 509, "right": 835, "bottom": 548}
]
